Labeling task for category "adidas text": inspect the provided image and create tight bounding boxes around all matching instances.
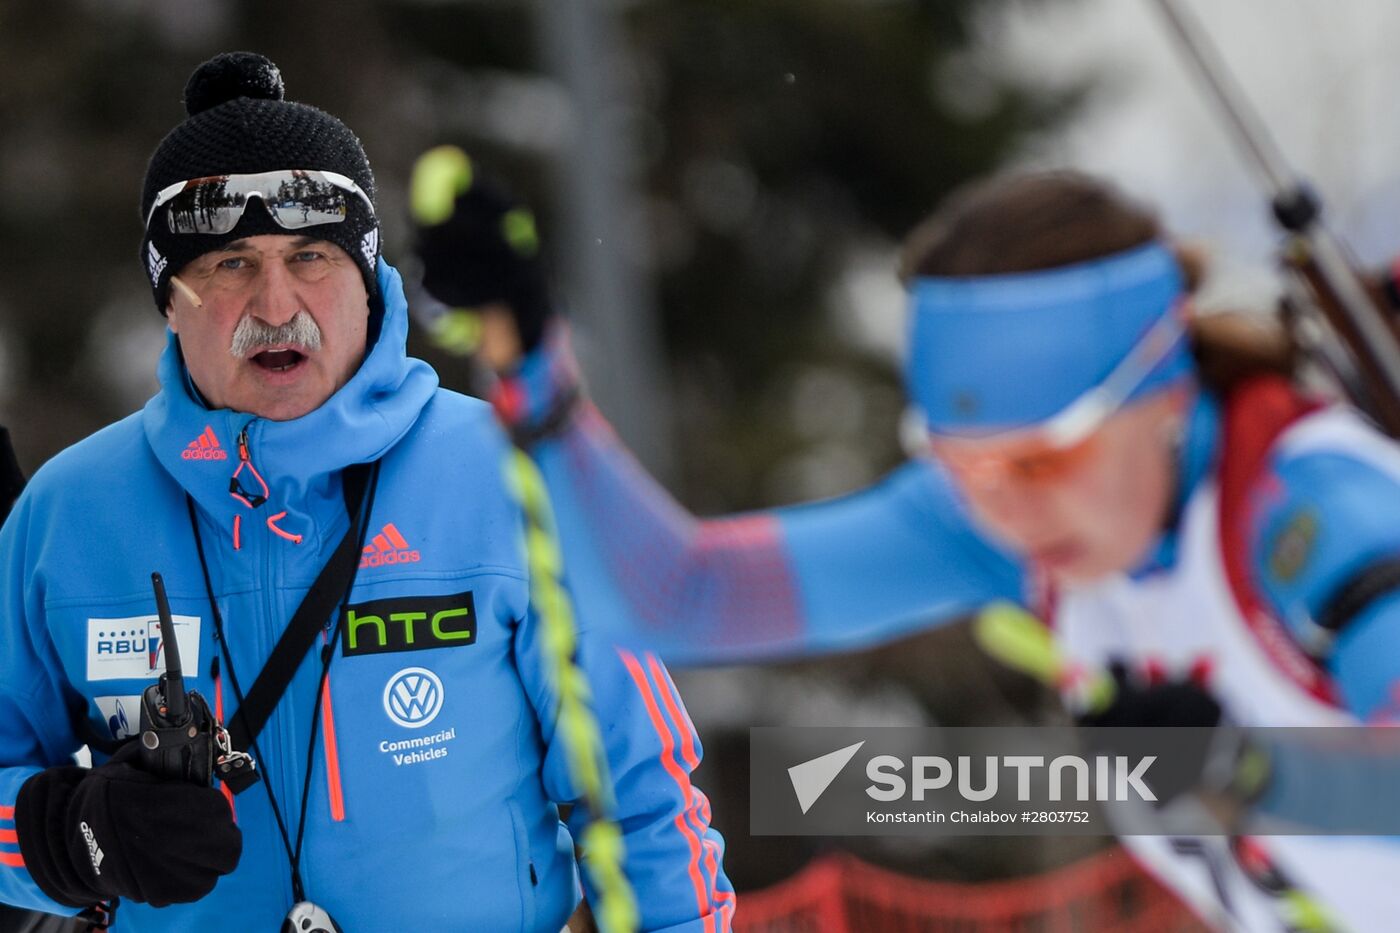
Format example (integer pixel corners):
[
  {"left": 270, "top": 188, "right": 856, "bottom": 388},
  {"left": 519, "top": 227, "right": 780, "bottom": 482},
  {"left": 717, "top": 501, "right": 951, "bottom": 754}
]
[
  {"left": 360, "top": 549, "right": 421, "bottom": 568},
  {"left": 79, "top": 821, "right": 104, "bottom": 875}
]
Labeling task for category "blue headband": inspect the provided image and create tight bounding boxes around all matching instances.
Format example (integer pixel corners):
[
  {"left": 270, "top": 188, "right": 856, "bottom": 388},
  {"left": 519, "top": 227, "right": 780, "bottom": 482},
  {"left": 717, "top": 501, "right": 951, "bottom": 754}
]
[{"left": 904, "top": 242, "right": 1190, "bottom": 434}]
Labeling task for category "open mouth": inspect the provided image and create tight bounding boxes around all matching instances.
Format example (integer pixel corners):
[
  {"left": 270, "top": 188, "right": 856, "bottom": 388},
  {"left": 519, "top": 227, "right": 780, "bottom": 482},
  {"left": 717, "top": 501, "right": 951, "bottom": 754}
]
[{"left": 250, "top": 348, "right": 307, "bottom": 373}]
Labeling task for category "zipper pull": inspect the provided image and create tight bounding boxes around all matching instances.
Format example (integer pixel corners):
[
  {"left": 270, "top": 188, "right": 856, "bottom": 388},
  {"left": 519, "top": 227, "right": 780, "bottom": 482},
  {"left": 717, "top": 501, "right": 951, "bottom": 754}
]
[{"left": 229, "top": 423, "right": 269, "bottom": 509}]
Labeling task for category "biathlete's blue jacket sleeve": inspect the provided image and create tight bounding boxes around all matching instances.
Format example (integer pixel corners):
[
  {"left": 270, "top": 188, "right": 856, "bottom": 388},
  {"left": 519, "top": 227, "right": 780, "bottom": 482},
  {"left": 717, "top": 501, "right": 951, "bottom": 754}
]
[
  {"left": 508, "top": 449, "right": 734, "bottom": 932},
  {"left": 507, "top": 332, "right": 1025, "bottom": 667},
  {"left": 0, "top": 492, "right": 85, "bottom": 916},
  {"left": 1250, "top": 448, "right": 1400, "bottom": 722}
]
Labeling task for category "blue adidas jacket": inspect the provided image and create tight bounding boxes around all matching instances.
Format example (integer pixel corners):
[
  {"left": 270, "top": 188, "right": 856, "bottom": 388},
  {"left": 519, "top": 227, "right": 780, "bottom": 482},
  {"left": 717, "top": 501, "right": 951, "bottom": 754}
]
[{"left": 0, "top": 261, "right": 733, "bottom": 931}]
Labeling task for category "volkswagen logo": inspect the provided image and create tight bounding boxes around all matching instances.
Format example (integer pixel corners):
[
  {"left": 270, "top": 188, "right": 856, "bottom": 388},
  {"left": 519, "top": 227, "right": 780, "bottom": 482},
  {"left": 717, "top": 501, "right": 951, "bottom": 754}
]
[{"left": 383, "top": 667, "right": 445, "bottom": 728}]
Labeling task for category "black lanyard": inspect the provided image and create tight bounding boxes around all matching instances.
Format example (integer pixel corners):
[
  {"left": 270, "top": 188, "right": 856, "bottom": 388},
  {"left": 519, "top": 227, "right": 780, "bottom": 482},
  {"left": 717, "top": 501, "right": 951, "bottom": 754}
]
[{"left": 185, "top": 460, "right": 379, "bottom": 903}]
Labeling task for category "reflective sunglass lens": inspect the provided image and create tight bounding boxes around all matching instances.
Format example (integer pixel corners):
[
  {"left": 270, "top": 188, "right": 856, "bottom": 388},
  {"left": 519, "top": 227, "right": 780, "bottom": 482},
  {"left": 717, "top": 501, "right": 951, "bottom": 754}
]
[
  {"left": 166, "top": 181, "right": 244, "bottom": 234},
  {"left": 162, "top": 173, "right": 351, "bottom": 235},
  {"left": 262, "top": 176, "right": 349, "bottom": 229}
]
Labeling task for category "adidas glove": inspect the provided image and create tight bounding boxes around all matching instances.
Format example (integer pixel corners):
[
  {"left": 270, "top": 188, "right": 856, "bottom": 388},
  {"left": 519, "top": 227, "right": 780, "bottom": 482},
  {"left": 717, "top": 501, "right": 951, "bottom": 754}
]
[
  {"left": 410, "top": 145, "right": 554, "bottom": 356},
  {"left": 15, "top": 741, "right": 241, "bottom": 909}
]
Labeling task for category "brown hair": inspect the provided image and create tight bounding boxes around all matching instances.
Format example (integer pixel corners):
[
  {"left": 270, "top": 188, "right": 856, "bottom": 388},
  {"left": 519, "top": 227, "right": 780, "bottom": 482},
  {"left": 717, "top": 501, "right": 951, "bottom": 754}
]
[
  {"left": 900, "top": 171, "right": 1160, "bottom": 281},
  {"left": 899, "top": 170, "right": 1293, "bottom": 389}
]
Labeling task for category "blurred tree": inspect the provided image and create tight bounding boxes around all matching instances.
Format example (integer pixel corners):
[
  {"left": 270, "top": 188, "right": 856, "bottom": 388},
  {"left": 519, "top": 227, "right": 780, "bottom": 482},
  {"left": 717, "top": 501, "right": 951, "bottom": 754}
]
[
  {"left": 391, "top": 0, "right": 1081, "bottom": 512},
  {"left": 634, "top": 0, "right": 1080, "bottom": 509}
]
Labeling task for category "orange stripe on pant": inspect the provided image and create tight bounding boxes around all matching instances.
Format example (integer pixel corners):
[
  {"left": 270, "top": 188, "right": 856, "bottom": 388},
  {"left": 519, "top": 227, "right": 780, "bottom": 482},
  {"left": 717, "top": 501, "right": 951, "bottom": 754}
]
[
  {"left": 0, "top": 852, "right": 23, "bottom": 868},
  {"left": 0, "top": 806, "right": 13, "bottom": 820},
  {"left": 619, "top": 650, "right": 716, "bottom": 933}
]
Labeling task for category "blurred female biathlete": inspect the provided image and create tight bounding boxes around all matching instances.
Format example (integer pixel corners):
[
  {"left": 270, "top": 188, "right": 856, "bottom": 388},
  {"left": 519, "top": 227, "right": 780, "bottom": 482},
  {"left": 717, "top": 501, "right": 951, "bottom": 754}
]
[{"left": 411, "top": 152, "right": 1400, "bottom": 932}]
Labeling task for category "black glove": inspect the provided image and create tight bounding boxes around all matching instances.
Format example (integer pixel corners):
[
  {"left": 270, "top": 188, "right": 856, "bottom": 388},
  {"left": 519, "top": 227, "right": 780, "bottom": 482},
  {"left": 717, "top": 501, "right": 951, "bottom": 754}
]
[
  {"left": 1075, "top": 662, "right": 1269, "bottom": 810},
  {"left": 15, "top": 741, "right": 241, "bottom": 909},
  {"left": 410, "top": 146, "right": 553, "bottom": 353},
  {"left": 1074, "top": 661, "right": 1222, "bottom": 729}
]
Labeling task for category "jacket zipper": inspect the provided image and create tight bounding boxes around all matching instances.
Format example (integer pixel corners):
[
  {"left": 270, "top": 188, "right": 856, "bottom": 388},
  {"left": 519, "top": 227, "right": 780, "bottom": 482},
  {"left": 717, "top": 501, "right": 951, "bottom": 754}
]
[
  {"left": 238, "top": 424, "right": 348, "bottom": 842},
  {"left": 245, "top": 422, "right": 305, "bottom": 851}
]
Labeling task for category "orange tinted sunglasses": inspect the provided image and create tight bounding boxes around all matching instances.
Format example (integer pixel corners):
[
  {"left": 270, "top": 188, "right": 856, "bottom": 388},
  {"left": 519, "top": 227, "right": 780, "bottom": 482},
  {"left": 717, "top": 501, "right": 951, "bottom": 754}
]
[{"left": 929, "top": 431, "right": 1102, "bottom": 487}]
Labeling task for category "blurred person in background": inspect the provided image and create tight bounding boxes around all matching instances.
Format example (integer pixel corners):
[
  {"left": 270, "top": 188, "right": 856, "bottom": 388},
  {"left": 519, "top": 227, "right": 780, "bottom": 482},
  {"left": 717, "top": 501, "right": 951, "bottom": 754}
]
[
  {"left": 0, "top": 53, "right": 734, "bottom": 932},
  {"left": 412, "top": 150, "right": 1400, "bottom": 932}
]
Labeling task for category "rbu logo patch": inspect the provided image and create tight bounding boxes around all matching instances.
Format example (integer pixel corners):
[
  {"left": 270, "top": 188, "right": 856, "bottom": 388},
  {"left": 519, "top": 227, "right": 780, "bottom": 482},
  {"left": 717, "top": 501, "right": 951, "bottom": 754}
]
[
  {"left": 341, "top": 591, "right": 476, "bottom": 658},
  {"left": 86, "top": 615, "right": 200, "bottom": 682}
]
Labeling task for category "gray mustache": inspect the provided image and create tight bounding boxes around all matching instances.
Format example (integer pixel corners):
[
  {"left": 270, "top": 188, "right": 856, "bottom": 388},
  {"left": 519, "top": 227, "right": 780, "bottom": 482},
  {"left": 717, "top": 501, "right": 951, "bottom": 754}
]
[{"left": 229, "top": 311, "right": 323, "bottom": 358}]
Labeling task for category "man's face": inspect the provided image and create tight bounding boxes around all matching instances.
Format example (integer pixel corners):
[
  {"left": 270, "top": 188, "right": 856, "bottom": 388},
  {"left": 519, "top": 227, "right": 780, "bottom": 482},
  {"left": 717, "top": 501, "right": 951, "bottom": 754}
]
[
  {"left": 166, "top": 235, "right": 370, "bottom": 421},
  {"left": 929, "top": 389, "right": 1187, "bottom": 585}
]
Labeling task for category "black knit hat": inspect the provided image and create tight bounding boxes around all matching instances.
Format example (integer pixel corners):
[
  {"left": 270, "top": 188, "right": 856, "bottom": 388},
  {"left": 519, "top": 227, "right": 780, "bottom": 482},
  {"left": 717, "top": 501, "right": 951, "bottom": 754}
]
[{"left": 140, "top": 52, "right": 379, "bottom": 313}]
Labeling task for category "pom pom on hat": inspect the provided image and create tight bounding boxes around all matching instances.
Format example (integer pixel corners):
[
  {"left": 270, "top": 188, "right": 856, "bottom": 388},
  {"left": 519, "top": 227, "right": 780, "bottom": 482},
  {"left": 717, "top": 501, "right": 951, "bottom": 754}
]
[{"left": 183, "top": 51, "right": 285, "bottom": 116}]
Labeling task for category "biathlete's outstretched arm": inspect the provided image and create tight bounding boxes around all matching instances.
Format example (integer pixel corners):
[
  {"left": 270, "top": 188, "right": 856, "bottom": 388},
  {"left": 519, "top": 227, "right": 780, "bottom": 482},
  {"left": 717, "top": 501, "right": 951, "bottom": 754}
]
[
  {"left": 526, "top": 376, "right": 1025, "bottom": 665},
  {"left": 408, "top": 147, "right": 1025, "bottom": 667}
]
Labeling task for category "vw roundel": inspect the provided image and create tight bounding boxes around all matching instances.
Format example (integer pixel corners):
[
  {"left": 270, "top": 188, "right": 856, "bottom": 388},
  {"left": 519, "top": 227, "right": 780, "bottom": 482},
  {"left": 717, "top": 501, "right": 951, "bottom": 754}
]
[{"left": 383, "top": 667, "right": 445, "bottom": 729}]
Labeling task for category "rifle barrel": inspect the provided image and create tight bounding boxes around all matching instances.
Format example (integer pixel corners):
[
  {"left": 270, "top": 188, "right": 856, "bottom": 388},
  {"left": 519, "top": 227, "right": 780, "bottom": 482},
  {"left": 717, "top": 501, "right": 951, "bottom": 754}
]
[
  {"left": 1149, "top": 0, "right": 1400, "bottom": 435},
  {"left": 1148, "top": 0, "right": 1294, "bottom": 196}
]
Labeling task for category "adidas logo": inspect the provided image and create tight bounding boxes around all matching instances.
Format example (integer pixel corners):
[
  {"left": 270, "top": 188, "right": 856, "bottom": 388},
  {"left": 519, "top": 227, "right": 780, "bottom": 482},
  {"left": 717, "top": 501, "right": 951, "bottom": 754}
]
[
  {"left": 360, "top": 228, "right": 379, "bottom": 268},
  {"left": 181, "top": 426, "right": 228, "bottom": 461},
  {"left": 146, "top": 241, "right": 167, "bottom": 287},
  {"left": 360, "top": 522, "right": 421, "bottom": 568},
  {"left": 79, "top": 821, "right": 104, "bottom": 876}
]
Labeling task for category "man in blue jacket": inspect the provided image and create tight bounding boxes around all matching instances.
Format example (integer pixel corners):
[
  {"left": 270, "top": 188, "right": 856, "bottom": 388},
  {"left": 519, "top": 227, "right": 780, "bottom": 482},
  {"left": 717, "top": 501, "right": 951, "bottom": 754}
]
[{"left": 0, "top": 52, "right": 733, "bottom": 932}]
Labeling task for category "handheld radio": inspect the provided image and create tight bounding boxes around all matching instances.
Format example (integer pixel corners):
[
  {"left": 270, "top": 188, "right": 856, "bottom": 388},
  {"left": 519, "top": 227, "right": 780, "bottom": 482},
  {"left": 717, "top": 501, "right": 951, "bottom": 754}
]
[{"left": 139, "top": 572, "right": 258, "bottom": 792}]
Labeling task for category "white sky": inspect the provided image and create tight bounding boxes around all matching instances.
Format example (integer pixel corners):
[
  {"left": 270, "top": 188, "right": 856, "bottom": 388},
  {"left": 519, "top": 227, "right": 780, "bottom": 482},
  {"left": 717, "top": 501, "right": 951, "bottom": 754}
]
[
  {"left": 991, "top": 0, "right": 1400, "bottom": 273},
  {"left": 837, "top": 0, "right": 1400, "bottom": 360}
]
